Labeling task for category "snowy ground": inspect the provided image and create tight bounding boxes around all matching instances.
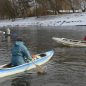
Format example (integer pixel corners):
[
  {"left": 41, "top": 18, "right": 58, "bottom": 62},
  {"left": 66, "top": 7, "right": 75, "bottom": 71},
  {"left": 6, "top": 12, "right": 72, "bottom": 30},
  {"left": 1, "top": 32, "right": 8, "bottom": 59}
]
[{"left": 0, "top": 12, "right": 86, "bottom": 27}]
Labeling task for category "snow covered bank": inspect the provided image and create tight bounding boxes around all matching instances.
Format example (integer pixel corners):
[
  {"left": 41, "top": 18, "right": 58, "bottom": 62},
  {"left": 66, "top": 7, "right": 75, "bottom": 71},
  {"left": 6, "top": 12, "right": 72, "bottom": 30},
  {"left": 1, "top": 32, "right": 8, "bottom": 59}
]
[{"left": 0, "top": 12, "right": 86, "bottom": 27}]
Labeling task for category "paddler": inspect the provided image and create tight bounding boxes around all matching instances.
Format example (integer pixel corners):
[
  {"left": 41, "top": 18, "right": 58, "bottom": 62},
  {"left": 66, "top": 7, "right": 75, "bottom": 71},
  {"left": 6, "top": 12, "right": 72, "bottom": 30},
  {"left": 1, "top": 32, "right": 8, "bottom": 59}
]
[{"left": 11, "top": 37, "right": 33, "bottom": 66}]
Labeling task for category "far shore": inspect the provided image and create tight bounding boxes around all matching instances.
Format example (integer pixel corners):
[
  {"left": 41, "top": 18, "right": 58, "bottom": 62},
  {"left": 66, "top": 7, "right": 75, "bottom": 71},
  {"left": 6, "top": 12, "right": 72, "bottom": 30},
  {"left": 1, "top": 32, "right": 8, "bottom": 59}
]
[{"left": 0, "top": 12, "right": 86, "bottom": 27}]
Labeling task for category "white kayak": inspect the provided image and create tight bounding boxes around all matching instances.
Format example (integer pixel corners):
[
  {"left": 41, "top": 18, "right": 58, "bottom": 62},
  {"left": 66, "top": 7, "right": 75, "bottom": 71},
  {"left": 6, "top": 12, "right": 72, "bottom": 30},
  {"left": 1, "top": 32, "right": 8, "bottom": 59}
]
[
  {"left": 0, "top": 50, "right": 54, "bottom": 78},
  {"left": 52, "top": 37, "right": 86, "bottom": 47}
]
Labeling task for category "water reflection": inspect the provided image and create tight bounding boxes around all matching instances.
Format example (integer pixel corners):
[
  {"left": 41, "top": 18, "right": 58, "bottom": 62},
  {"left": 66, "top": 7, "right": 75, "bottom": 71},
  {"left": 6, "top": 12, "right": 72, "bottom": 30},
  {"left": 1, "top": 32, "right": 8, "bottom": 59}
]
[
  {"left": 6, "top": 36, "right": 12, "bottom": 48},
  {"left": 11, "top": 76, "right": 31, "bottom": 86}
]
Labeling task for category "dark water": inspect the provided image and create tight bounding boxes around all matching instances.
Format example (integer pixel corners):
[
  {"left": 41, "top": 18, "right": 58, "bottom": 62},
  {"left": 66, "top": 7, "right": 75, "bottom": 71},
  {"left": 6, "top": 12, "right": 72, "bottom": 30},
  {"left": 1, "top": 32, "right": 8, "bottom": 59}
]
[{"left": 1, "top": 26, "right": 86, "bottom": 86}]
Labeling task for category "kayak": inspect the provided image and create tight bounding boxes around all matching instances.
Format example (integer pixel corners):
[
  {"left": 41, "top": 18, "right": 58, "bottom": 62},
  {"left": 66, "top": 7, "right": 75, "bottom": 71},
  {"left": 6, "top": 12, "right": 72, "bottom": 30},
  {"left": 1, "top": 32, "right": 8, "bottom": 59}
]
[
  {"left": 0, "top": 50, "right": 54, "bottom": 78},
  {"left": 52, "top": 37, "right": 86, "bottom": 47}
]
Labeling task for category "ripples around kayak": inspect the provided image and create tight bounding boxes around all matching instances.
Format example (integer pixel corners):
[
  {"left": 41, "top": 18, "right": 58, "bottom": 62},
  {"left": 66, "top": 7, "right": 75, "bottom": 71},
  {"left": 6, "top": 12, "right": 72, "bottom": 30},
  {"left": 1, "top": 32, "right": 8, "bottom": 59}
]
[{"left": 1, "top": 26, "right": 86, "bottom": 86}]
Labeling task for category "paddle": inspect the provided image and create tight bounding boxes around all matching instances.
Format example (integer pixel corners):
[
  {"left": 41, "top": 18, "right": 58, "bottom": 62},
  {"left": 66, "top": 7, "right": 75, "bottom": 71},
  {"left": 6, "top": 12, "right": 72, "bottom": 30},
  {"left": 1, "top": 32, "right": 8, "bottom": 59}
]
[
  {"left": 31, "top": 59, "right": 45, "bottom": 74},
  {"left": 27, "top": 55, "right": 45, "bottom": 74}
]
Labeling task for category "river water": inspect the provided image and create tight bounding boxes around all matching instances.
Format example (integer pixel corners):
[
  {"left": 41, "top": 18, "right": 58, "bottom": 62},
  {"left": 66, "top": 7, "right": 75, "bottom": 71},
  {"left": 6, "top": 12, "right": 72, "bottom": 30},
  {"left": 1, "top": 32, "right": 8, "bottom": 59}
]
[{"left": 0, "top": 26, "right": 86, "bottom": 86}]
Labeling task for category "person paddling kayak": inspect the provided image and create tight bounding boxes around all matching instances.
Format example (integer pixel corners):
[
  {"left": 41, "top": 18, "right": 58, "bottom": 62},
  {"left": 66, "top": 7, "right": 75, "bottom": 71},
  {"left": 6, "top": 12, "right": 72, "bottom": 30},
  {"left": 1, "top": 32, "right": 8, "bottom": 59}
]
[
  {"left": 84, "top": 36, "right": 86, "bottom": 41},
  {"left": 11, "top": 37, "right": 32, "bottom": 66}
]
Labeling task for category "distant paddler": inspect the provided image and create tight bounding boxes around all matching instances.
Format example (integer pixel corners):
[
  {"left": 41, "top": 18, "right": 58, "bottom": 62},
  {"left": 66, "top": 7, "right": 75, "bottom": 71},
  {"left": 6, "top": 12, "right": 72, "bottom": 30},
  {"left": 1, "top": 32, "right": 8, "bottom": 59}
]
[
  {"left": 2, "top": 28, "right": 11, "bottom": 42},
  {"left": 84, "top": 36, "right": 86, "bottom": 41},
  {"left": 5, "top": 28, "right": 11, "bottom": 37},
  {"left": 0, "top": 31, "right": 5, "bottom": 34},
  {"left": 0, "top": 31, "right": 6, "bottom": 41}
]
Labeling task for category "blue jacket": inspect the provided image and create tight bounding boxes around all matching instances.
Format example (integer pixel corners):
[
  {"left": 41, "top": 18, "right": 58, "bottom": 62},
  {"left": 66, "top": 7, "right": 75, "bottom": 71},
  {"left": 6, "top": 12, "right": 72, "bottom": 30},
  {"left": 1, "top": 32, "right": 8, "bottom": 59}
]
[{"left": 11, "top": 41, "right": 32, "bottom": 66}]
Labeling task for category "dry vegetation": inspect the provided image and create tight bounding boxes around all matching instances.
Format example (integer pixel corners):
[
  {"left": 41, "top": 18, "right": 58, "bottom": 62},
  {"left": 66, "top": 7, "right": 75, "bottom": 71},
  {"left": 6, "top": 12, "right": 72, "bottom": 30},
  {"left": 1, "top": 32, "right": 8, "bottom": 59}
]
[{"left": 0, "top": 0, "right": 86, "bottom": 19}]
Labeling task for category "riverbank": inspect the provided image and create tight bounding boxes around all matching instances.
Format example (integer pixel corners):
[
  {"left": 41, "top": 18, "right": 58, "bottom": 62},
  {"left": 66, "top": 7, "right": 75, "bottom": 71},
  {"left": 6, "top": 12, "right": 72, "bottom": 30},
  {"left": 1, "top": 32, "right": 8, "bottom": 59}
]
[{"left": 0, "top": 12, "right": 86, "bottom": 27}]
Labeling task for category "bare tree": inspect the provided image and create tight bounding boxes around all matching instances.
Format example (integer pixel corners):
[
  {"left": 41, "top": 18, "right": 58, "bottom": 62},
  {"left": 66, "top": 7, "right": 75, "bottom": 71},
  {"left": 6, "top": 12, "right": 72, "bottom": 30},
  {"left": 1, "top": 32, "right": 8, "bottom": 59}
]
[
  {"left": 0, "top": 0, "right": 16, "bottom": 20},
  {"left": 80, "top": 0, "right": 86, "bottom": 12},
  {"left": 48, "top": 0, "right": 63, "bottom": 14},
  {"left": 35, "top": 0, "right": 49, "bottom": 17}
]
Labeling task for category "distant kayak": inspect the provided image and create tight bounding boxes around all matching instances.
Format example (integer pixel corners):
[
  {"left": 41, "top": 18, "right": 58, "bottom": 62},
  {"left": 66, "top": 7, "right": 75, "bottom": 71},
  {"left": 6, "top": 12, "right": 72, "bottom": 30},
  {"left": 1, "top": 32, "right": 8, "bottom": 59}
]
[
  {"left": 0, "top": 50, "right": 54, "bottom": 78},
  {"left": 52, "top": 37, "right": 86, "bottom": 47}
]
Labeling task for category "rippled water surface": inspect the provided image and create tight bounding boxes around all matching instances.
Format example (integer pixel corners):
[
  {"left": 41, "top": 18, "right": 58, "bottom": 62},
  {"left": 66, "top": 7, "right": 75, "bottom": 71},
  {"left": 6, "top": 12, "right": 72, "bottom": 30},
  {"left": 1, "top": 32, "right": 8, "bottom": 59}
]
[{"left": 0, "top": 26, "right": 86, "bottom": 86}]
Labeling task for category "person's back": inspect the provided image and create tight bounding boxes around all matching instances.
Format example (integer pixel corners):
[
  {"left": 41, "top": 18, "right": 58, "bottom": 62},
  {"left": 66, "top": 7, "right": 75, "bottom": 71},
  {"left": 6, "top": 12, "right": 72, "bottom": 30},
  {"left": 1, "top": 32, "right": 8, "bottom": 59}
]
[
  {"left": 11, "top": 38, "right": 32, "bottom": 66},
  {"left": 11, "top": 41, "right": 25, "bottom": 66}
]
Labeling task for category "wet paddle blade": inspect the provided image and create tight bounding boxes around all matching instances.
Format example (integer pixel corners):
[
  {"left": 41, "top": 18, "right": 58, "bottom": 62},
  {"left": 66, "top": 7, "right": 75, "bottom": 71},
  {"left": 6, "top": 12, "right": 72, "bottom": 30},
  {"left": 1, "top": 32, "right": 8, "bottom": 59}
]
[{"left": 35, "top": 65, "right": 45, "bottom": 74}]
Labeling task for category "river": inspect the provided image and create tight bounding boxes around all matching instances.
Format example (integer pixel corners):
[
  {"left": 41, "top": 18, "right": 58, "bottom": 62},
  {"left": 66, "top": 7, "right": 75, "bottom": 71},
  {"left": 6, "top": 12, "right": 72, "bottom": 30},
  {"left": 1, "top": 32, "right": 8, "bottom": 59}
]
[{"left": 0, "top": 26, "right": 86, "bottom": 86}]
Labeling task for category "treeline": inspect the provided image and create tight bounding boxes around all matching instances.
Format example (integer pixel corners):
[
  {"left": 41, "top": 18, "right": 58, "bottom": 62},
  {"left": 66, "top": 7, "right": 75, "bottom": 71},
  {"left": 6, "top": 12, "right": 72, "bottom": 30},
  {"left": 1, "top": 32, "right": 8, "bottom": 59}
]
[
  {"left": 0, "top": 0, "right": 16, "bottom": 20},
  {"left": 0, "top": 0, "right": 86, "bottom": 20}
]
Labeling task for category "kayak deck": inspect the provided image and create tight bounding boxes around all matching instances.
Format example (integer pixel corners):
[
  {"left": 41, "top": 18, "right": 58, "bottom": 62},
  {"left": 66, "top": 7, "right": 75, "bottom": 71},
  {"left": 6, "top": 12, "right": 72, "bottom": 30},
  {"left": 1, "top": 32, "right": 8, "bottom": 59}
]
[
  {"left": 1, "top": 53, "right": 46, "bottom": 69},
  {"left": 52, "top": 37, "right": 86, "bottom": 47}
]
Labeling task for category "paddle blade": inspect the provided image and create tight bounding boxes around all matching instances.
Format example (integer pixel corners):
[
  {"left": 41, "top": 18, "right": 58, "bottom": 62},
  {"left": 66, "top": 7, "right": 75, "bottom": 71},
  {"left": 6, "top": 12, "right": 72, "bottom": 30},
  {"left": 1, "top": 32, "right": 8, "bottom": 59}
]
[{"left": 36, "top": 65, "right": 46, "bottom": 74}]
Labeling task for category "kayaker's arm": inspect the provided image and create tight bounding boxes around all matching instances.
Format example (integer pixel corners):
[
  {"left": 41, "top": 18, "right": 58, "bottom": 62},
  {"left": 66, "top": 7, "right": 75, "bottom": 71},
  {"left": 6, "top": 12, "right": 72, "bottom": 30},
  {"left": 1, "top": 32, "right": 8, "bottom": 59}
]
[{"left": 22, "top": 45, "right": 32, "bottom": 61}]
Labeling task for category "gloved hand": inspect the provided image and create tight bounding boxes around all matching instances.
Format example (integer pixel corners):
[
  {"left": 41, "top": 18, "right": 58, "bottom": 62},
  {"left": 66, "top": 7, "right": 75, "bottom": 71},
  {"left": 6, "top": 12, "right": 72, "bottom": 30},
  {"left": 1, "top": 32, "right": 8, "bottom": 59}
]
[
  {"left": 28, "top": 58, "right": 32, "bottom": 61},
  {"left": 24, "top": 57, "right": 32, "bottom": 62}
]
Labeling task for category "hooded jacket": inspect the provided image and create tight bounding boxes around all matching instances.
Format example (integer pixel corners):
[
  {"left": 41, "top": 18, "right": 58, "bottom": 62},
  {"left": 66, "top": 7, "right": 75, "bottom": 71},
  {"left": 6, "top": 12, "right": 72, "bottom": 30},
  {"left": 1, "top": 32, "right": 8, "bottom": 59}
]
[{"left": 11, "top": 41, "right": 32, "bottom": 66}]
